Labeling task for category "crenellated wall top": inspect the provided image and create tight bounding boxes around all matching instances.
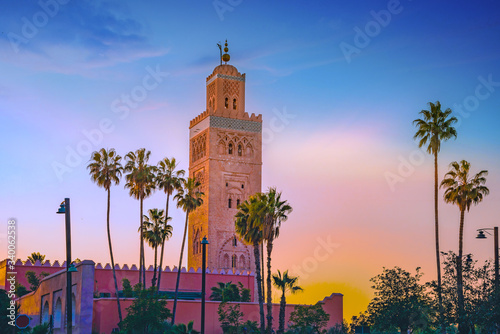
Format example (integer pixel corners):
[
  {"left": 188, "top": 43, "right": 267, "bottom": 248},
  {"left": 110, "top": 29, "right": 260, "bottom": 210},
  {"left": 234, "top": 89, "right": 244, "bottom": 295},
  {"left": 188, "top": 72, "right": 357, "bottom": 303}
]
[{"left": 6, "top": 259, "right": 254, "bottom": 276}]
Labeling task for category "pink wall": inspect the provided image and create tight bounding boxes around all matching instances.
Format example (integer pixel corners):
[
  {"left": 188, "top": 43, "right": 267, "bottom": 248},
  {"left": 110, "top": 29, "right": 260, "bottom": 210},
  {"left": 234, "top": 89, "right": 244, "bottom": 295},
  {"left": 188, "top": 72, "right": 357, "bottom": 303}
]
[
  {"left": 3, "top": 259, "right": 343, "bottom": 333},
  {"left": 93, "top": 265, "right": 255, "bottom": 302},
  {"left": 93, "top": 295, "right": 343, "bottom": 334}
]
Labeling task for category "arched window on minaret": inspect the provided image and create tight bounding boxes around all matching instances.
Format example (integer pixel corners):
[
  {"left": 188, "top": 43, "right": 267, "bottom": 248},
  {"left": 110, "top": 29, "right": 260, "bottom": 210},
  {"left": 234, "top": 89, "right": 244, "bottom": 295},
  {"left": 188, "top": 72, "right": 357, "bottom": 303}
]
[
  {"left": 233, "top": 98, "right": 237, "bottom": 110},
  {"left": 228, "top": 143, "right": 233, "bottom": 155},
  {"left": 225, "top": 97, "right": 229, "bottom": 108},
  {"left": 233, "top": 236, "right": 237, "bottom": 247},
  {"left": 228, "top": 198, "right": 232, "bottom": 208},
  {"left": 239, "top": 255, "right": 246, "bottom": 269},
  {"left": 236, "top": 199, "right": 240, "bottom": 206},
  {"left": 231, "top": 255, "right": 237, "bottom": 269},
  {"left": 237, "top": 144, "right": 242, "bottom": 156}
]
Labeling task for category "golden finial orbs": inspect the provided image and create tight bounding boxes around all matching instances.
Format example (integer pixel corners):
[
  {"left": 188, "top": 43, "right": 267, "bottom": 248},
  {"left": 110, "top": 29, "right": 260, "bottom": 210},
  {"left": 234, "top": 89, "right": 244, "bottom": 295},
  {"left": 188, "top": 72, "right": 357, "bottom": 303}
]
[{"left": 222, "top": 40, "right": 230, "bottom": 63}]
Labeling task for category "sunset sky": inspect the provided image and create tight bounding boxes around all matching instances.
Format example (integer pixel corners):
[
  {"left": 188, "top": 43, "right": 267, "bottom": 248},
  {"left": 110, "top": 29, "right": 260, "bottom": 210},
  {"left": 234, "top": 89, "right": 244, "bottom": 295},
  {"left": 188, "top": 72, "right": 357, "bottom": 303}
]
[{"left": 1, "top": 0, "right": 500, "bottom": 320}]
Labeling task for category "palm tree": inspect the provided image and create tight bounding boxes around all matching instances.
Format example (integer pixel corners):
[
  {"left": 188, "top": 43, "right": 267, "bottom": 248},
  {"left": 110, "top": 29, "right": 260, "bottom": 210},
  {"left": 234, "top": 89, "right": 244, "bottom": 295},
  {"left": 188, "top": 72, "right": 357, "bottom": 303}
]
[
  {"left": 171, "top": 177, "right": 204, "bottom": 325},
  {"left": 27, "top": 252, "right": 46, "bottom": 264},
  {"left": 413, "top": 101, "right": 457, "bottom": 331},
  {"left": 210, "top": 281, "right": 241, "bottom": 302},
  {"left": 440, "top": 160, "right": 489, "bottom": 334},
  {"left": 87, "top": 148, "right": 124, "bottom": 323},
  {"left": 262, "top": 188, "right": 292, "bottom": 334},
  {"left": 156, "top": 157, "right": 185, "bottom": 292},
  {"left": 142, "top": 208, "right": 173, "bottom": 288},
  {"left": 124, "top": 148, "right": 157, "bottom": 287},
  {"left": 235, "top": 195, "right": 265, "bottom": 334},
  {"left": 272, "top": 270, "right": 303, "bottom": 334}
]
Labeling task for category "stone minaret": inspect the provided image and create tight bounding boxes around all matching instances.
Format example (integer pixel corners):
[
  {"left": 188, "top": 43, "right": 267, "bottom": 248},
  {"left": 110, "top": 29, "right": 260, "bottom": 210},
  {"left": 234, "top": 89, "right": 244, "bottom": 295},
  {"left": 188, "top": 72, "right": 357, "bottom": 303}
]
[{"left": 188, "top": 42, "right": 262, "bottom": 271}]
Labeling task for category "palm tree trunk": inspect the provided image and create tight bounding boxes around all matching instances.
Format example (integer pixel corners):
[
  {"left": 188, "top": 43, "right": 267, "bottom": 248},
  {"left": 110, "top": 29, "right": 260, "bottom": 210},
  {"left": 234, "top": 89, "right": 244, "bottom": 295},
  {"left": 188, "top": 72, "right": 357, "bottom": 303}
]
[
  {"left": 266, "top": 239, "right": 273, "bottom": 334},
  {"left": 107, "top": 189, "right": 122, "bottom": 323},
  {"left": 157, "top": 193, "right": 170, "bottom": 293},
  {"left": 262, "top": 242, "right": 265, "bottom": 303},
  {"left": 254, "top": 243, "right": 265, "bottom": 334},
  {"left": 457, "top": 208, "right": 466, "bottom": 334},
  {"left": 278, "top": 292, "right": 286, "bottom": 334},
  {"left": 171, "top": 209, "right": 189, "bottom": 325},
  {"left": 434, "top": 152, "right": 445, "bottom": 334},
  {"left": 139, "top": 196, "right": 143, "bottom": 287},
  {"left": 152, "top": 245, "right": 158, "bottom": 288},
  {"left": 141, "top": 196, "right": 147, "bottom": 289}
]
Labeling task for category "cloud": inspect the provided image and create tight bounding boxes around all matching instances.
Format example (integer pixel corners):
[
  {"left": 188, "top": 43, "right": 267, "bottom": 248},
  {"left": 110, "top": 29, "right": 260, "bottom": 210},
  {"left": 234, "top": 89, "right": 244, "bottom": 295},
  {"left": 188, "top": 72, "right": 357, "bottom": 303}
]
[{"left": 0, "top": 1, "right": 167, "bottom": 74}]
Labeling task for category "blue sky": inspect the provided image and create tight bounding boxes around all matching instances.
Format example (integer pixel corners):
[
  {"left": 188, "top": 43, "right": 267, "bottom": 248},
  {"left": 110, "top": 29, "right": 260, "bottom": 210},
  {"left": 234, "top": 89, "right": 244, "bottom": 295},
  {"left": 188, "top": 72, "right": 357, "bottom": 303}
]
[{"left": 1, "top": 0, "right": 500, "bottom": 319}]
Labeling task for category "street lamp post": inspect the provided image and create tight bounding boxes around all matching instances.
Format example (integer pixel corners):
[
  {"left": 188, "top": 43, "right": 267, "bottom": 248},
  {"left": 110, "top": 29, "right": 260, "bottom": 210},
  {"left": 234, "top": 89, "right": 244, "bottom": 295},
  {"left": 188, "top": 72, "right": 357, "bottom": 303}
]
[
  {"left": 57, "top": 198, "right": 77, "bottom": 334},
  {"left": 201, "top": 237, "right": 209, "bottom": 334},
  {"left": 477, "top": 226, "right": 499, "bottom": 334},
  {"left": 477, "top": 227, "right": 499, "bottom": 290}
]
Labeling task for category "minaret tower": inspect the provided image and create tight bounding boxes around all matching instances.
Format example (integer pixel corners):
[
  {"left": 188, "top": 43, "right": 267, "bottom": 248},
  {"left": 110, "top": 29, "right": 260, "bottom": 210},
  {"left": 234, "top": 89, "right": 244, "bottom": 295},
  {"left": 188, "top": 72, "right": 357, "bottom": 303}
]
[{"left": 188, "top": 41, "right": 262, "bottom": 271}]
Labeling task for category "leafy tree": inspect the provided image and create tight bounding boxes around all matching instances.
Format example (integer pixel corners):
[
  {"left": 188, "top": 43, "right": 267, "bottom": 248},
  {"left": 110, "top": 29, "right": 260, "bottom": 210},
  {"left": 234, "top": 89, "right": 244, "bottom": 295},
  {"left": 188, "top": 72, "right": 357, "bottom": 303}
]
[
  {"left": 326, "top": 321, "right": 349, "bottom": 334},
  {"left": 218, "top": 302, "right": 245, "bottom": 333},
  {"left": 241, "top": 320, "right": 260, "bottom": 333},
  {"left": 272, "top": 270, "right": 303, "bottom": 334},
  {"left": 440, "top": 160, "right": 489, "bottom": 334},
  {"left": 124, "top": 148, "right": 157, "bottom": 287},
  {"left": 169, "top": 320, "right": 199, "bottom": 334},
  {"left": 171, "top": 177, "right": 204, "bottom": 325},
  {"left": 27, "top": 252, "right": 46, "bottom": 264},
  {"left": 31, "top": 323, "right": 50, "bottom": 334},
  {"left": 435, "top": 252, "right": 498, "bottom": 332},
  {"left": 87, "top": 147, "right": 124, "bottom": 322},
  {"left": 367, "top": 267, "right": 431, "bottom": 334},
  {"left": 25, "top": 271, "right": 49, "bottom": 291},
  {"left": 15, "top": 282, "right": 29, "bottom": 297},
  {"left": 119, "top": 283, "right": 172, "bottom": 333},
  {"left": 235, "top": 195, "right": 265, "bottom": 333},
  {"left": 413, "top": 100, "right": 457, "bottom": 333},
  {"left": 288, "top": 303, "right": 330, "bottom": 333},
  {"left": 156, "top": 157, "right": 185, "bottom": 292},
  {"left": 122, "top": 278, "right": 134, "bottom": 298}
]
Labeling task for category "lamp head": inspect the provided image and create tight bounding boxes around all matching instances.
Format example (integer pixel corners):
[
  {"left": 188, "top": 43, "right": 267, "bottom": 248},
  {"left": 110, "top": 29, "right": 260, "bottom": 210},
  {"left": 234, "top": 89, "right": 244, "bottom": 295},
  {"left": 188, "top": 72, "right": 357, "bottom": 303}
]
[
  {"left": 56, "top": 201, "right": 65, "bottom": 214},
  {"left": 476, "top": 230, "right": 487, "bottom": 239},
  {"left": 201, "top": 236, "right": 209, "bottom": 245},
  {"left": 68, "top": 263, "right": 78, "bottom": 272}
]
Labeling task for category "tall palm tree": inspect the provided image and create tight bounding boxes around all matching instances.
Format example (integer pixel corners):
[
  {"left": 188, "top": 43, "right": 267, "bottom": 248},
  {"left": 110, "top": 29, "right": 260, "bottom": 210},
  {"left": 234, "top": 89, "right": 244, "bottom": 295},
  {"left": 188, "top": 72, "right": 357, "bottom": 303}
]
[
  {"left": 272, "top": 270, "right": 303, "bottom": 334},
  {"left": 440, "top": 160, "right": 489, "bottom": 334},
  {"left": 142, "top": 208, "right": 173, "bottom": 288},
  {"left": 235, "top": 195, "right": 265, "bottom": 334},
  {"left": 87, "top": 148, "right": 124, "bottom": 323},
  {"left": 171, "top": 177, "right": 204, "bottom": 325},
  {"left": 413, "top": 101, "right": 457, "bottom": 331},
  {"left": 156, "top": 157, "right": 185, "bottom": 292},
  {"left": 27, "top": 252, "right": 46, "bottom": 264},
  {"left": 261, "top": 188, "right": 292, "bottom": 334},
  {"left": 124, "top": 148, "right": 157, "bottom": 287}
]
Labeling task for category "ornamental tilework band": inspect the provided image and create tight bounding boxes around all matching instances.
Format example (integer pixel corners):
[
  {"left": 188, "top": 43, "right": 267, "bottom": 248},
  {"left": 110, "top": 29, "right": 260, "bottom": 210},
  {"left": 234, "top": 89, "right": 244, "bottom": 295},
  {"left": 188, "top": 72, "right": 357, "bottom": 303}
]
[
  {"left": 210, "top": 116, "right": 262, "bottom": 133},
  {"left": 206, "top": 73, "right": 245, "bottom": 85}
]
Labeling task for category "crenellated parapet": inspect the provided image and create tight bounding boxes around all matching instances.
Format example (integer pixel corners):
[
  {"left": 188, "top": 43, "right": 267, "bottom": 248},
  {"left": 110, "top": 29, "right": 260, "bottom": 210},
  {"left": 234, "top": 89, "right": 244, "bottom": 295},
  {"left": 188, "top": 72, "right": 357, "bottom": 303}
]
[{"left": 6, "top": 259, "right": 254, "bottom": 276}]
